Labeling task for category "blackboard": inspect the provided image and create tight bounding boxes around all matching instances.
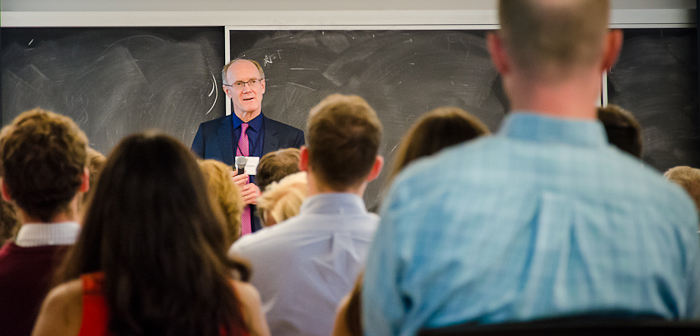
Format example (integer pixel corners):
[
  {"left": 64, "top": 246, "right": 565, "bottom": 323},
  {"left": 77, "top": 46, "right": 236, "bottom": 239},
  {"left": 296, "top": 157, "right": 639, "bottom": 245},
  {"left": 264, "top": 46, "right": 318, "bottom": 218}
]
[
  {"left": 1, "top": 27, "right": 226, "bottom": 154},
  {"left": 230, "top": 28, "right": 700, "bottom": 208},
  {"left": 607, "top": 28, "right": 700, "bottom": 172},
  {"left": 230, "top": 30, "right": 509, "bottom": 207}
]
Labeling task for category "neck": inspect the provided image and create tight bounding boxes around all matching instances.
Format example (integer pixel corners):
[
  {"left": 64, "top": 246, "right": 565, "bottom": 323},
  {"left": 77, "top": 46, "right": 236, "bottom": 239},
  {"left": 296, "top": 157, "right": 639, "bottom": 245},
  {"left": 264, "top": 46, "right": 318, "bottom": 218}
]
[
  {"left": 306, "top": 172, "right": 366, "bottom": 198},
  {"left": 506, "top": 70, "right": 601, "bottom": 120},
  {"left": 234, "top": 109, "right": 261, "bottom": 123},
  {"left": 18, "top": 196, "right": 79, "bottom": 225}
]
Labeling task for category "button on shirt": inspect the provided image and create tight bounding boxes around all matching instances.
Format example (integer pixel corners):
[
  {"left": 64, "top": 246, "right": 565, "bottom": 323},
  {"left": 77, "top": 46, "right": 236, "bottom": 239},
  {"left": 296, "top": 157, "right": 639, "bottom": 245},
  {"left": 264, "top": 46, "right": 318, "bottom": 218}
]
[
  {"left": 230, "top": 193, "right": 378, "bottom": 336},
  {"left": 363, "top": 112, "right": 700, "bottom": 336}
]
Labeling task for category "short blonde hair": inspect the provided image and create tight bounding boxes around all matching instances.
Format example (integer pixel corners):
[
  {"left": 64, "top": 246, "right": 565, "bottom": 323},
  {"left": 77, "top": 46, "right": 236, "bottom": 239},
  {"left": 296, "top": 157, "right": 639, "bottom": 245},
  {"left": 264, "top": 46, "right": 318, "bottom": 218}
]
[
  {"left": 257, "top": 172, "right": 308, "bottom": 226},
  {"left": 665, "top": 166, "right": 700, "bottom": 214},
  {"left": 198, "top": 160, "right": 244, "bottom": 245},
  {"left": 499, "top": 0, "right": 610, "bottom": 80},
  {"left": 82, "top": 148, "right": 106, "bottom": 205}
]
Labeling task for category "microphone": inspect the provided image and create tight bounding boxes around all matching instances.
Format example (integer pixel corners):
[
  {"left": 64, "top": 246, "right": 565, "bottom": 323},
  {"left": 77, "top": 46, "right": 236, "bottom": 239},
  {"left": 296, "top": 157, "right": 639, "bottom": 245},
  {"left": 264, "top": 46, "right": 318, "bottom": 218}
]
[{"left": 235, "top": 156, "right": 248, "bottom": 175}]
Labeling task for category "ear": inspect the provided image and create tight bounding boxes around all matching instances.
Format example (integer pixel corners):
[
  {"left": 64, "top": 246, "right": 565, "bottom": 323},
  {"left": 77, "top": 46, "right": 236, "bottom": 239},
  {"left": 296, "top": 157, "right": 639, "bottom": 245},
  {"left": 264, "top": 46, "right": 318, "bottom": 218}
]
[
  {"left": 601, "top": 29, "right": 623, "bottom": 72},
  {"left": 0, "top": 179, "right": 11, "bottom": 202},
  {"left": 260, "top": 78, "right": 266, "bottom": 95},
  {"left": 487, "top": 32, "right": 510, "bottom": 75},
  {"left": 365, "top": 155, "right": 385, "bottom": 182},
  {"left": 79, "top": 167, "right": 90, "bottom": 193},
  {"left": 299, "top": 146, "right": 309, "bottom": 172},
  {"left": 223, "top": 85, "right": 235, "bottom": 99}
]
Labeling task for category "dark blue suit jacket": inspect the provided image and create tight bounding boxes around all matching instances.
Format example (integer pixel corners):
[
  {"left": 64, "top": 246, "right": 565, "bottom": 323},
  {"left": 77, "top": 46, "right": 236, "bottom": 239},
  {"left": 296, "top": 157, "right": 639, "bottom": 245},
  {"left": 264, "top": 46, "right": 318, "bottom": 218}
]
[{"left": 191, "top": 114, "right": 305, "bottom": 232}]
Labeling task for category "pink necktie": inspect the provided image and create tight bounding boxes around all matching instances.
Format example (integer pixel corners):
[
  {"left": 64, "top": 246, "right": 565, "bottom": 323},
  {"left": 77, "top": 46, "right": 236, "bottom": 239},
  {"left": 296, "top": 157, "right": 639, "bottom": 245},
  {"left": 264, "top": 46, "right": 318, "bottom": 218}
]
[{"left": 237, "top": 123, "right": 252, "bottom": 236}]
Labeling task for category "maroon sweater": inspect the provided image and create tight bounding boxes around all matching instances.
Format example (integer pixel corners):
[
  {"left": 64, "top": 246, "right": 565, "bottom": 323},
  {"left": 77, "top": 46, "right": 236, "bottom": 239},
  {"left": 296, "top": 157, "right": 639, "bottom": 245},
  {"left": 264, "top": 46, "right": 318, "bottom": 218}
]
[{"left": 0, "top": 242, "right": 69, "bottom": 336}]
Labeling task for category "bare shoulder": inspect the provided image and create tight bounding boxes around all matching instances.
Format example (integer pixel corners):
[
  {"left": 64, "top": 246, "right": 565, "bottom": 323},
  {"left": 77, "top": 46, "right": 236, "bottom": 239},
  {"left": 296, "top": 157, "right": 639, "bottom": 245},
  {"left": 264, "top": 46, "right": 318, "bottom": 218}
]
[
  {"left": 231, "top": 280, "right": 270, "bottom": 336},
  {"left": 232, "top": 280, "right": 261, "bottom": 306},
  {"left": 32, "top": 279, "right": 83, "bottom": 336}
]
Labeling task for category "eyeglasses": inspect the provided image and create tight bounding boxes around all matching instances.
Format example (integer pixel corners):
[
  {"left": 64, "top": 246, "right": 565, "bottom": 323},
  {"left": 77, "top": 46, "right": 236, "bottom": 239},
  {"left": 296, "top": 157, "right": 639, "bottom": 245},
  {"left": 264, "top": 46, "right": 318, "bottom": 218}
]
[{"left": 224, "top": 78, "right": 264, "bottom": 89}]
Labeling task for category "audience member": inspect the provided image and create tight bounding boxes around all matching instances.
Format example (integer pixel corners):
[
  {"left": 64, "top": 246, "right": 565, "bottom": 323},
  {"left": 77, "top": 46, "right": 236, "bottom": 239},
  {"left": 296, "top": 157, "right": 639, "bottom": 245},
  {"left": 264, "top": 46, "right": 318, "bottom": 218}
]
[
  {"left": 389, "top": 106, "right": 490, "bottom": 181},
  {"left": 363, "top": 1, "right": 700, "bottom": 335},
  {"left": 77, "top": 148, "right": 106, "bottom": 216},
  {"left": 0, "top": 199, "right": 20, "bottom": 243},
  {"left": 256, "top": 171, "right": 308, "bottom": 227},
  {"left": 230, "top": 94, "right": 383, "bottom": 336},
  {"left": 256, "top": 148, "right": 301, "bottom": 193},
  {"left": 33, "top": 132, "right": 269, "bottom": 336},
  {"left": 665, "top": 166, "right": 700, "bottom": 216},
  {"left": 0, "top": 108, "right": 89, "bottom": 336},
  {"left": 199, "top": 159, "right": 244, "bottom": 246},
  {"left": 333, "top": 107, "right": 490, "bottom": 336},
  {"left": 597, "top": 104, "right": 643, "bottom": 158}
]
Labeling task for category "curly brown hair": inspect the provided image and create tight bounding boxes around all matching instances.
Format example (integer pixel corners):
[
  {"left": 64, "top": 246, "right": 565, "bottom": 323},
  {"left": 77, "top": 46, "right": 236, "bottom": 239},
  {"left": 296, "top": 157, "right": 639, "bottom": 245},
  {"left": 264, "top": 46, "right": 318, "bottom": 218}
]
[{"left": 0, "top": 108, "right": 87, "bottom": 222}]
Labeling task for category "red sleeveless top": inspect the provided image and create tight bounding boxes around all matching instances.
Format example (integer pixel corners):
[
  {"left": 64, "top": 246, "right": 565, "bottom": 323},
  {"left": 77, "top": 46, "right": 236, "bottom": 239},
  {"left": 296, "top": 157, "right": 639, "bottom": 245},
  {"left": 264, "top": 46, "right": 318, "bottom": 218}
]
[{"left": 78, "top": 272, "right": 250, "bottom": 336}]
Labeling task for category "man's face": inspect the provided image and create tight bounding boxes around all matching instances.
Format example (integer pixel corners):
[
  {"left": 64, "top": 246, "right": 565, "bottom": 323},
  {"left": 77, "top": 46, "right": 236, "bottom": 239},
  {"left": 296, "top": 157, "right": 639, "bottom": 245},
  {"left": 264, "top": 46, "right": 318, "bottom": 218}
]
[{"left": 224, "top": 60, "right": 266, "bottom": 117}]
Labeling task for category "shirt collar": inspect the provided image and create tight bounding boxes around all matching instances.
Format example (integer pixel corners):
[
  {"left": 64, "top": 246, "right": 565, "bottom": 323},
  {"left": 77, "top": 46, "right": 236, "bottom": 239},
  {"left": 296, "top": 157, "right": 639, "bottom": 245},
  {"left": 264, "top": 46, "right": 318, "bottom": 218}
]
[
  {"left": 15, "top": 221, "right": 80, "bottom": 247},
  {"left": 232, "top": 112, "right": 264, "bottom": 133},
  {"left": 299, "top": 193, "right": 368, "bottom": 216},
  {"left": 499, "top": 112, "right": 608, "bottom": 148}
]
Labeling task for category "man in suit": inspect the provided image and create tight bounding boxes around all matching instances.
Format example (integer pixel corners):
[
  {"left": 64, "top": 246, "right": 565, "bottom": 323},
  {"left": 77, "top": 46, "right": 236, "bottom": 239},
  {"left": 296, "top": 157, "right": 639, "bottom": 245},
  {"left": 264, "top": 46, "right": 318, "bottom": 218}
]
[{"left": 192, "top": 59, "right": 304, "bottom": 234}]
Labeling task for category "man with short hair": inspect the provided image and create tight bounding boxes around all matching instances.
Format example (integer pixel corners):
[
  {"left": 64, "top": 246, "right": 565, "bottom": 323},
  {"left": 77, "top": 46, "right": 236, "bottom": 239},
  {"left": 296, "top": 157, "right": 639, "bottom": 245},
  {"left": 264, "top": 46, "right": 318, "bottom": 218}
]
[
  {"left": 363, "top": 1, "right": 700, "bottom": 335},
  {"left": 230, "top": 94, "right": 384, "bottom": 336},
  {"left": 256, "top": 147, "right": 301, "bottom": 193},
  {"left": 0, "top": 108, "right": 89, "bottom": 336},
  {"left": 192, "top": 59, "right": 305, "bottom": 235},
  {"left": 665, "top": 166, "right": 700, "bottom": 217}
]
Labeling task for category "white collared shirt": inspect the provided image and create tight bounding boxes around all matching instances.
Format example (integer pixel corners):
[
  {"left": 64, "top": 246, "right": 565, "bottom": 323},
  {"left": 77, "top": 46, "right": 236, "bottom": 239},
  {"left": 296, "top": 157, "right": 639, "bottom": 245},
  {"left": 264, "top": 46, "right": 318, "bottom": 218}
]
[{"left": 15, "top": 222, "right": 80, "bottom": 247}]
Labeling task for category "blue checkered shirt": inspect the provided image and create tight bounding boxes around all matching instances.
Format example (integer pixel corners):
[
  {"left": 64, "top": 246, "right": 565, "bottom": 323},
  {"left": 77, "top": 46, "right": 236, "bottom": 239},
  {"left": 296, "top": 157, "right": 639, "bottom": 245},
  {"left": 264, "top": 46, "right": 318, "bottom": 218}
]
[{"left": 363, "top": 113, "right": 700, "bottom": 336}]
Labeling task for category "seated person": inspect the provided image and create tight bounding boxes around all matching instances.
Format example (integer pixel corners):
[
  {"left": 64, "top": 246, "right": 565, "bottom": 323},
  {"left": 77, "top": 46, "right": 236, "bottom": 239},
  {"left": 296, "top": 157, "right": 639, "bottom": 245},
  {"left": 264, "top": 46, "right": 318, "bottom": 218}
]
[
  {"left": 332, "top": 107, "right": 489, "bottom": 336},
  {"left": 77, "top": 148, "right": 106, "bottom": 218},
  {"left": 256, "top": 148, "right": 301, "bottom": 192},
  {"left": 199, "top": 159, "right": 244, "bottom": 245},
  {"left": 230, "top": 94, "right": 384, "bottom": 336},
  {"left": 256, "top": 171, "right": 308, "bottom": 227},
  {"left": 33, "top": 132, "right": 269, "bottom": 336},
  {"left": 0, "top": 199, "right": 20, "bottom": 244},
  {"left": 0, "top": 109, "right": 89, "bottom": 336},
  {"left": 597, "top": 104, "right": 643, "bottom": 158},
  {"left": 665, "top": 166, "right": 700, "bottom": 217}
]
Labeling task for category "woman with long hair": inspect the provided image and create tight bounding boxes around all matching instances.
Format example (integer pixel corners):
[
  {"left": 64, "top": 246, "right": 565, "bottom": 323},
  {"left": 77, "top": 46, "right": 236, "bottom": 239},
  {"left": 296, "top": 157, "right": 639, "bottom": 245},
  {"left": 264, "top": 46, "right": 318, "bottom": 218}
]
[{"left": 32, "top": 132, "right": 269, "bottom": 336}]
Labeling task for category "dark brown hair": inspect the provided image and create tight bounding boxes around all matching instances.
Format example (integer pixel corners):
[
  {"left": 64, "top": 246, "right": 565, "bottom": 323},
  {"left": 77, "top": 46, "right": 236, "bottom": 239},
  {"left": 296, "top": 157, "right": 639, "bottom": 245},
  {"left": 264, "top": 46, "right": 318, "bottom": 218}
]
[
  {"left": 390, "top": 107, "right": 490, "bottom": 181},
  {"left": 0, "top": 108, "right": 87, "bottom": 222},
  {"left": 499, "top": 0, "right": 610, "bottom": 80},
  {"left": 597, "top": 104, "right": 643, "bottom": 159},
  {"left": 256, "top": 148, "right": 301, "bottom": 193},
  {"left": 306, "top": 94, "right": 382, "bottom": 190},
  {"left": 57, "top": 131, "right": 250, "bottom": 336}
]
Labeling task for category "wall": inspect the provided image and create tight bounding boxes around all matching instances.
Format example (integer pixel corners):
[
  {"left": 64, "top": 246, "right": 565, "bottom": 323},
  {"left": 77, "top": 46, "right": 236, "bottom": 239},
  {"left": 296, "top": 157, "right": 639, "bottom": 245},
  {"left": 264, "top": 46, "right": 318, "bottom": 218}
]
[{"left": 1, "top": 0, "right": 696, "bottom": 12}]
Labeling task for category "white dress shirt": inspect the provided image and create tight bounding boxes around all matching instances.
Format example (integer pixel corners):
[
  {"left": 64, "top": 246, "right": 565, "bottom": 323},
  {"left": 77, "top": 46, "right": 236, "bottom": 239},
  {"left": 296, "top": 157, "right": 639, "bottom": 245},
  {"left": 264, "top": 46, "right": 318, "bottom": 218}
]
[{"left": 230, "top": 193, "right": 378, "bottom": 336}]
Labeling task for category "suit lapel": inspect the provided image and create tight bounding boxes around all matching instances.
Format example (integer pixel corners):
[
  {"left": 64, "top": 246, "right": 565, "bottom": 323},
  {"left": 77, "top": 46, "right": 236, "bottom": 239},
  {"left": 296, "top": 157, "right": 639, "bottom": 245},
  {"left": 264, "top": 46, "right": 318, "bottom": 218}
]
[
  {"left": 218, "top": 116, "right": 235, "bottom": 165},
  {"left": 262, "top": 116, "right": 279, "bottom": 156}
]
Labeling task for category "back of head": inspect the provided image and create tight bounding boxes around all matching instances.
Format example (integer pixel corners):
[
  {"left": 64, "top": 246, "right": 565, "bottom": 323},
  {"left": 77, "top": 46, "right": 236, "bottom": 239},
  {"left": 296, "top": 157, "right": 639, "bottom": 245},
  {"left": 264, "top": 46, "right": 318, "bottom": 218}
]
[
  {"left": 257, "top": 171, "right": 308, "bottom": 226},
  {"left": 597, "top": 104, "right": 643, "bottom": 158},
  {"left": 499, "top": 0, "right": 610, "bottom": 80},
  {"left": 391, "top": 107, "right": 490, "bottom": 179},
  {"left": 59, "top": 131, "right": 249, "bottom": 335},
  {"left": 256, "top": 148, "right": 301, "bottom": 192},
  {"left": 199, "top": 159, "right": 243, "bottom": 246},
  {"left": 0, "top": 108, "right": 87, "bottom": 222},
  {"left": 306, "top": 94, "right": 382, "bottom": 190},
  {"left": 665, "top": 166, "right": 700, "bottom": 214}
]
